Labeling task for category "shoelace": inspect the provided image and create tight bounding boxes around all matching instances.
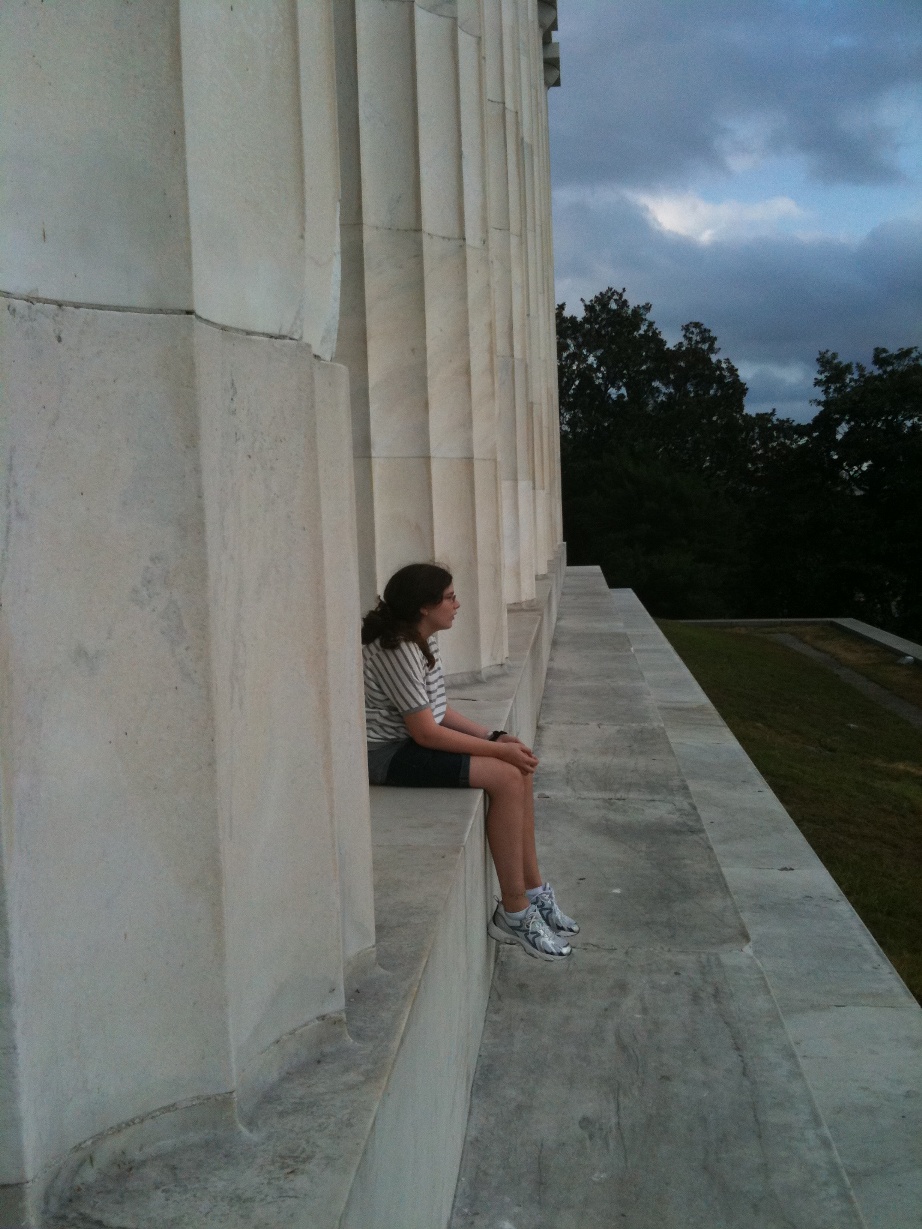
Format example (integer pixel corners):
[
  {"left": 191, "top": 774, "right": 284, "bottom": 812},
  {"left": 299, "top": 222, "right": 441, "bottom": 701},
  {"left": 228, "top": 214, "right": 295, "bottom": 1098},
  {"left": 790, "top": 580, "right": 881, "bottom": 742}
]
[
  {"left": 535, "top": 888, "right": 564, "bottom": 925},
  {"left": 522, "top": 908, "right": 563, "bottom": 949},
  {"left": 495, "top": 900, "right": 562, "bottom": 949}
]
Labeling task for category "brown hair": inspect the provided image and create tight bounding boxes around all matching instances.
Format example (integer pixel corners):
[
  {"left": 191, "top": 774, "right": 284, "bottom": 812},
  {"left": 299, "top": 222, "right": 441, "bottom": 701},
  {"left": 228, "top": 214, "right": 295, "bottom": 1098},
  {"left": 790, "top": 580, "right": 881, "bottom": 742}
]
[{"left": 361, "top": 563, "right": 453, "bottom": 669}]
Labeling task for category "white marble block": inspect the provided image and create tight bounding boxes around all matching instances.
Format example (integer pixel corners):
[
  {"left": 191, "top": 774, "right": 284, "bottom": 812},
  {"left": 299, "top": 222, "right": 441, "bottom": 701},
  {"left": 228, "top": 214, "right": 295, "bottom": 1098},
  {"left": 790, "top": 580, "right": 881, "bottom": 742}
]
[
  {"left": 194, "top": 321, "right": 348, "bottom": 1112},
  {"left": 0, "top": 0, "right": 191, "bottom": 309},
  {"left": 0, "top": 299, "right": 233, "bottom": 1207}
]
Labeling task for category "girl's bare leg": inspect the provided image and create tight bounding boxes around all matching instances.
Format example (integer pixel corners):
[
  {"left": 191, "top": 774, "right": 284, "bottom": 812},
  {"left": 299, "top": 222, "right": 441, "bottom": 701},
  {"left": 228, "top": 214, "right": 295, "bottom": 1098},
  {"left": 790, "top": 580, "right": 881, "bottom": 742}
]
[
  {"left": 521, "top": 771, "right": 543, "bottom": 891},
  {"left": 469, "top": 756, "right": 532, "bottom": 913}
]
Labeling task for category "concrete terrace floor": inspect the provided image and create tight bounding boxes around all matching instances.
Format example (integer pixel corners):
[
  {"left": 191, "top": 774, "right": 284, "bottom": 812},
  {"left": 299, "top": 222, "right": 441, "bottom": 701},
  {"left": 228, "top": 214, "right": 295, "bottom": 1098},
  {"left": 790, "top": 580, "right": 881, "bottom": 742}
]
[{"left": 450, "top": 567, "right": 922, "bottom": 1229}]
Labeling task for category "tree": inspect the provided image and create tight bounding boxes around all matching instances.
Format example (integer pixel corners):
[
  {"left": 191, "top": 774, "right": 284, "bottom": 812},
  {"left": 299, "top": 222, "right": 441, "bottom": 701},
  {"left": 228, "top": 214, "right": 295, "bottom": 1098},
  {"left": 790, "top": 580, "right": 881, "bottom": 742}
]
[
  {"left": 558, "top": 290, "right": 922, "bottom": 638},
  {"left": 558, "top": 288, "right": 789, "bottom": 616},
  {"left": 806, "top": 346, "right": 922, "bottom": 632}
]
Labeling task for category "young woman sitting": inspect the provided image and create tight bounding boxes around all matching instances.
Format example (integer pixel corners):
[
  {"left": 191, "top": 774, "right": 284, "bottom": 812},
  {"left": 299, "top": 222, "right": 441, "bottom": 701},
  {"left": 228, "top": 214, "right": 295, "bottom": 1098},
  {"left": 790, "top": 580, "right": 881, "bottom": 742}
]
[{"left": 362, "top": 562, "right": 578, "bottom": 962}]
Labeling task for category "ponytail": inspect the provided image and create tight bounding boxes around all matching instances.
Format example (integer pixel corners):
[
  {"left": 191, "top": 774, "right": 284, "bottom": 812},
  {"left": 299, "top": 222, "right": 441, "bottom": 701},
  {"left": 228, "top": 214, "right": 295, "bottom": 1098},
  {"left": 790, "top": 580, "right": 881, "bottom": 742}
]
[{"left": 360, "top": 597, "right": 392, "bottom": 646}]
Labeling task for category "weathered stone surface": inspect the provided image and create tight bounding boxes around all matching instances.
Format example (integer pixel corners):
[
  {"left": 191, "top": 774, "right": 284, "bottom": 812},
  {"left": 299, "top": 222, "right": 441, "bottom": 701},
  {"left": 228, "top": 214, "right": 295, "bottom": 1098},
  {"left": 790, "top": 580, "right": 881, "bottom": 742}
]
[
  {"left": 786, "top": 1004, "right": 922, "bottom": 1229},
  {"left": 721, "top": 866, "right": 913, "bottom": 1010},
  {"left": 1, "top": 1, "right": 191, "bottom": 308},
  {"left": 450, "top": 568, "right": 884, "bottom": 1229},
  {"left": 535, "top": 722, "right": 685, "bottom": 800},
  {"left": 453, "top": 948, "right": 863, "bottom": 1229},
  {"left": 1, "top": 300, "right": 232, "bottom": 1194},
  {"left": 672, "top": 776, "right": 823, "bottom": 871},
  {"left": 538, "top": 680, "right": 662, "bottom": 726},
  {"left": 535, "top": 797, "right": 749, "bottom": 953}
]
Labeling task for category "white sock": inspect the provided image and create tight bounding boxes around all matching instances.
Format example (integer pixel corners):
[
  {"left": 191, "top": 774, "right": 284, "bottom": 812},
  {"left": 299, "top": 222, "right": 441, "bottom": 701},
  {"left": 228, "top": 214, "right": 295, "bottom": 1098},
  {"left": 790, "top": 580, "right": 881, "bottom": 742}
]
[
  {"left": 525, "top": 883, "right": 547, "bottom": 901},
  {"left": 502, "top": 904, "right": 530, "bottom": 920}
]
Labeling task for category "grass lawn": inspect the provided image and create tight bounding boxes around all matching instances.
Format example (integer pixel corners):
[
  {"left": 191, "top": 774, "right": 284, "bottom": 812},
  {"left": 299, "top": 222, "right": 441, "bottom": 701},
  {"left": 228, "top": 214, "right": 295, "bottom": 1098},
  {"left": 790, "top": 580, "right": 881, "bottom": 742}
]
[{"left": 658, "top": 620, "right": 922, "bottom": 1005}]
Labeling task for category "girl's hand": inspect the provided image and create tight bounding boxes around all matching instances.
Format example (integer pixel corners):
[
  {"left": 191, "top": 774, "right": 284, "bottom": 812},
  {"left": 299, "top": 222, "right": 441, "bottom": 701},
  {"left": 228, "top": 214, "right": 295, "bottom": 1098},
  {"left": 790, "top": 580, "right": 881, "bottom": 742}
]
[
  {"left": 496, "top": 732, "right": 536, "bottom": 758},
  {"left": 497, "top": 741, "right": 539, "bottom": 773}
]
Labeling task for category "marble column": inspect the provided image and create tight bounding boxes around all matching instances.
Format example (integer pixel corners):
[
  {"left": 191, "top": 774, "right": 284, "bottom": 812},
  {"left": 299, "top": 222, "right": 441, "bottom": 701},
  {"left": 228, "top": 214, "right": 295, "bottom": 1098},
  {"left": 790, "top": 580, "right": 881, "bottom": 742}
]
[
  {"left": 503, "top": 0, "right": 538, "bottom": 603},
  {"left": 179, "top": 0, "right": 374, "bottom": 1110},
  {"left": 418, "top": 0, "right": 509, "bottom": 675},
  {"left": 417, "top": 0, "right": 481, "bottom": 675},
  {"left": 459, "top": 0, "right": 509, "bottom": 666},
  {"left": 339, "top": 0, "right": 507, "bottom": 675},
  {"left": 484, "top": 0, "right": 535, "bottom": 605},
  {"left": 517, "top": 0, "right": 550, "bottom": 575},
  {"left": 483, "top": 0, "right": 515, "bottom": 605},
  {"left": 347, "top": 0, "right": 434, "bottom": 606},
  {"left": 539, "top": 48, "right": 565, "bottom": 549},
  {"left": 0, "top": 3, "right": 231, "bottom": 1218},
  {"left": 527, "top": 0, "right": 555, "bottom": 573}
]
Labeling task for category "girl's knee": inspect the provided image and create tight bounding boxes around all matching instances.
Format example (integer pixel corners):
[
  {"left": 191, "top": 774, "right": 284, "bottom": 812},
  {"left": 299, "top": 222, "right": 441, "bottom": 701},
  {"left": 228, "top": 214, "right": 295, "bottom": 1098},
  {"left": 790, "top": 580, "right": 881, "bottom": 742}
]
[
  {"left": 470, "top": 756, "right": 519, "bottom": 796},
  {"left": 490, "top": 760, "right": 525, "bottom": 797}
]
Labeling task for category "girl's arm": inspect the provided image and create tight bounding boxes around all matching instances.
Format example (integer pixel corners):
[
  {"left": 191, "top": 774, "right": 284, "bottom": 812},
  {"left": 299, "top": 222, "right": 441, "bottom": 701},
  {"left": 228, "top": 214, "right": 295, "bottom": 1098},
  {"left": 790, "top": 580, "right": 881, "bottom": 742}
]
[
  {"left": 403, "top": 708, "right": 538, "bottom": 772},
  {"left": 441, "top": 705, "right": 530, "bottom": 748},
  {"left": 440, "top": 705, "right": 490, "bottom": 739}
]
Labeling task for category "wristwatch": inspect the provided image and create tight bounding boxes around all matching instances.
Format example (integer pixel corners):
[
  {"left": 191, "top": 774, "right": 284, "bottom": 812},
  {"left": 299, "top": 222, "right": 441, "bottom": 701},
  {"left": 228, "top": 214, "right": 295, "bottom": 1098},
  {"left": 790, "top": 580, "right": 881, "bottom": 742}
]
[{"left": 487, "top": 729, "right": 507, "bottom": 741}]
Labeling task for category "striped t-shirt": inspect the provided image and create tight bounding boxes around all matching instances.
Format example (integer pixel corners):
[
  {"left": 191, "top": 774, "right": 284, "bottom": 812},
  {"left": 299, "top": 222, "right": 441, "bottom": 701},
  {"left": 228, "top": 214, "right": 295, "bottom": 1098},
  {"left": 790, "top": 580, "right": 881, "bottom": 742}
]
[{"left": 363, "top": 634, "right": 447, "bottom": 782}]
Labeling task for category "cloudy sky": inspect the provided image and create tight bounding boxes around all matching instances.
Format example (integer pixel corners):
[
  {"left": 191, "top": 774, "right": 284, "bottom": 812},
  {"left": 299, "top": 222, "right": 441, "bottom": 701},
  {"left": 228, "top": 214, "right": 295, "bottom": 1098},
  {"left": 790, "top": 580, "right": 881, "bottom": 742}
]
[{"left": 548, "top": 0, "right": 922, "bottom": 420}]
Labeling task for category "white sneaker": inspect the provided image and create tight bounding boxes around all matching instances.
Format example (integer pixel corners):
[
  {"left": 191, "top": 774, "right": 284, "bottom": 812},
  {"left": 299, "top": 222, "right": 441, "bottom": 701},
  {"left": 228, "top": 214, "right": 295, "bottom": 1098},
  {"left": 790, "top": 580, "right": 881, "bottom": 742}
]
[
  {"left": 532, "top": 883, "right": 580, "bottom": 936},
  {"left": 488, "top": 902, "right": 572, "bottom": 961}
]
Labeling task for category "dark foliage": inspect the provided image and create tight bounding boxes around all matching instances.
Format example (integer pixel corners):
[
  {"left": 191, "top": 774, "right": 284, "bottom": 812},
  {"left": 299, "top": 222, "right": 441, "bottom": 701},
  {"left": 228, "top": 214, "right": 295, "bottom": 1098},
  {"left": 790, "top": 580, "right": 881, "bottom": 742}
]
[{"left": 558, "top": 289, "right": 922, "bottom": 638}]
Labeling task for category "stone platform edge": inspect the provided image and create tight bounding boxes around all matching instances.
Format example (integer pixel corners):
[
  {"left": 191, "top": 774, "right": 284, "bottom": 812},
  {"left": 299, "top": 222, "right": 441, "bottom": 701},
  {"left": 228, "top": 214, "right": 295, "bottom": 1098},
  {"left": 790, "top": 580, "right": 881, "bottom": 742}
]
[
  {"left": 678, "top": 615, "right": 922, "bottom": 661},
  {"left": 616, "top": 589, "right": 922, "bottom": 1229},
  {"left": 41, "top": 546, "right": 564, "bottom": 1229}
]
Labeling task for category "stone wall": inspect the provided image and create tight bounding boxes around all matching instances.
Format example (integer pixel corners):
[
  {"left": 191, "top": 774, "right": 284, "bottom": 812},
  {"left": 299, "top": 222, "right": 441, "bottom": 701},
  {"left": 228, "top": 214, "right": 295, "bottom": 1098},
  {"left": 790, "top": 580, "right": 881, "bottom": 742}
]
[{"left": 0, "top": 0, "right": 562, "bottom": 1219}]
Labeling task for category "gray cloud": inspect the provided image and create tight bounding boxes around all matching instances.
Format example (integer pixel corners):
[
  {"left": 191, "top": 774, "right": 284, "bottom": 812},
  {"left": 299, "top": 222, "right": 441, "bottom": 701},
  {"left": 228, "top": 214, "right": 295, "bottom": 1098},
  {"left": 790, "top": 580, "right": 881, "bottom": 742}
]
[
  {"left": 554, "top": 195, "right": 922, "bottom": 420},
  {"left": 550, "top": 1, "right": 922, "bottom": 420},
  {"left": 737, "top": 364, "right": 817, "bottom": 420},
  {"left": 551, "top": 0, "right": 922, "bottom": 189}
]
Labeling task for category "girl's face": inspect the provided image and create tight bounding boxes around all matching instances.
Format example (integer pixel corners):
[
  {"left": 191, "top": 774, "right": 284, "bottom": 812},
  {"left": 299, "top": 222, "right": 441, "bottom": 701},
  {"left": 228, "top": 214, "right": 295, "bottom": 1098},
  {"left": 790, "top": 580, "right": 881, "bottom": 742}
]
[{"left": 421, "top": 585, "right": 460, "bottom": 633}]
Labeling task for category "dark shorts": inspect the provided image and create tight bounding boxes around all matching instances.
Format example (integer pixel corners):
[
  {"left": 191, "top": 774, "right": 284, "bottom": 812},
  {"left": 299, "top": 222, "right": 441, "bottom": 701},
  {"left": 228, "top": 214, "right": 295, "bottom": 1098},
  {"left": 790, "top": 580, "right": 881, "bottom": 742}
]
[{"left": 384, "top": 739, "right": 471, "bottom": 789}]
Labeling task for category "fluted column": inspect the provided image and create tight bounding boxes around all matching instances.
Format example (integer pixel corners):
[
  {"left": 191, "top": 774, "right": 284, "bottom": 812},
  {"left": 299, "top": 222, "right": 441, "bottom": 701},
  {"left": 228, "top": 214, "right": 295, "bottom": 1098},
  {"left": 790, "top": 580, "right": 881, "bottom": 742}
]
[
  {"left": 417, "top": 0, "right": 483, "bottom": 675},
  {"left": 1, "top": 2, "right": 231, "bottom": 1213},
  {"left": 539, "top": 42, "right": 564, "bottom": 548},
  {"left": 348, "top": 0, "right": 434, "bottom": 599},
  {"left": 536, "top": 0, "right": 563, "bottom": 549},
  {"left": 458, "top": 0, "right": 509, "bottom": 666},
  {"left": 504, "top": 0, "right": 539, "bottom": 602},
  {"left": 517, "top": 0, "right": 550, "bottom": 573},
  {"left": 485, "top": 0, "right": 537, "bottom": 604},
  {"left": 528, "top": 0, "right": 556, "bottom": 570},
  {"left": 180, "top": 0, "right": 374, "bottom": 1109},
  {"left": 483, "top": 0, "right": 516, "bottom": 606},
  {"left": 338, "top": 0, "right": 507, "bottom": 674}
]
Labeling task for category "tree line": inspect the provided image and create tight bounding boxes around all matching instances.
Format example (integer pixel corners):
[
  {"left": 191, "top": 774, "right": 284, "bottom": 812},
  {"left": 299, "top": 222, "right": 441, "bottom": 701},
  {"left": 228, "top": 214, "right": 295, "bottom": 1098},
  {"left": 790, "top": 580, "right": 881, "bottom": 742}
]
[{"left": 557, "top": 288, "right": 922, "bottom": 640}]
